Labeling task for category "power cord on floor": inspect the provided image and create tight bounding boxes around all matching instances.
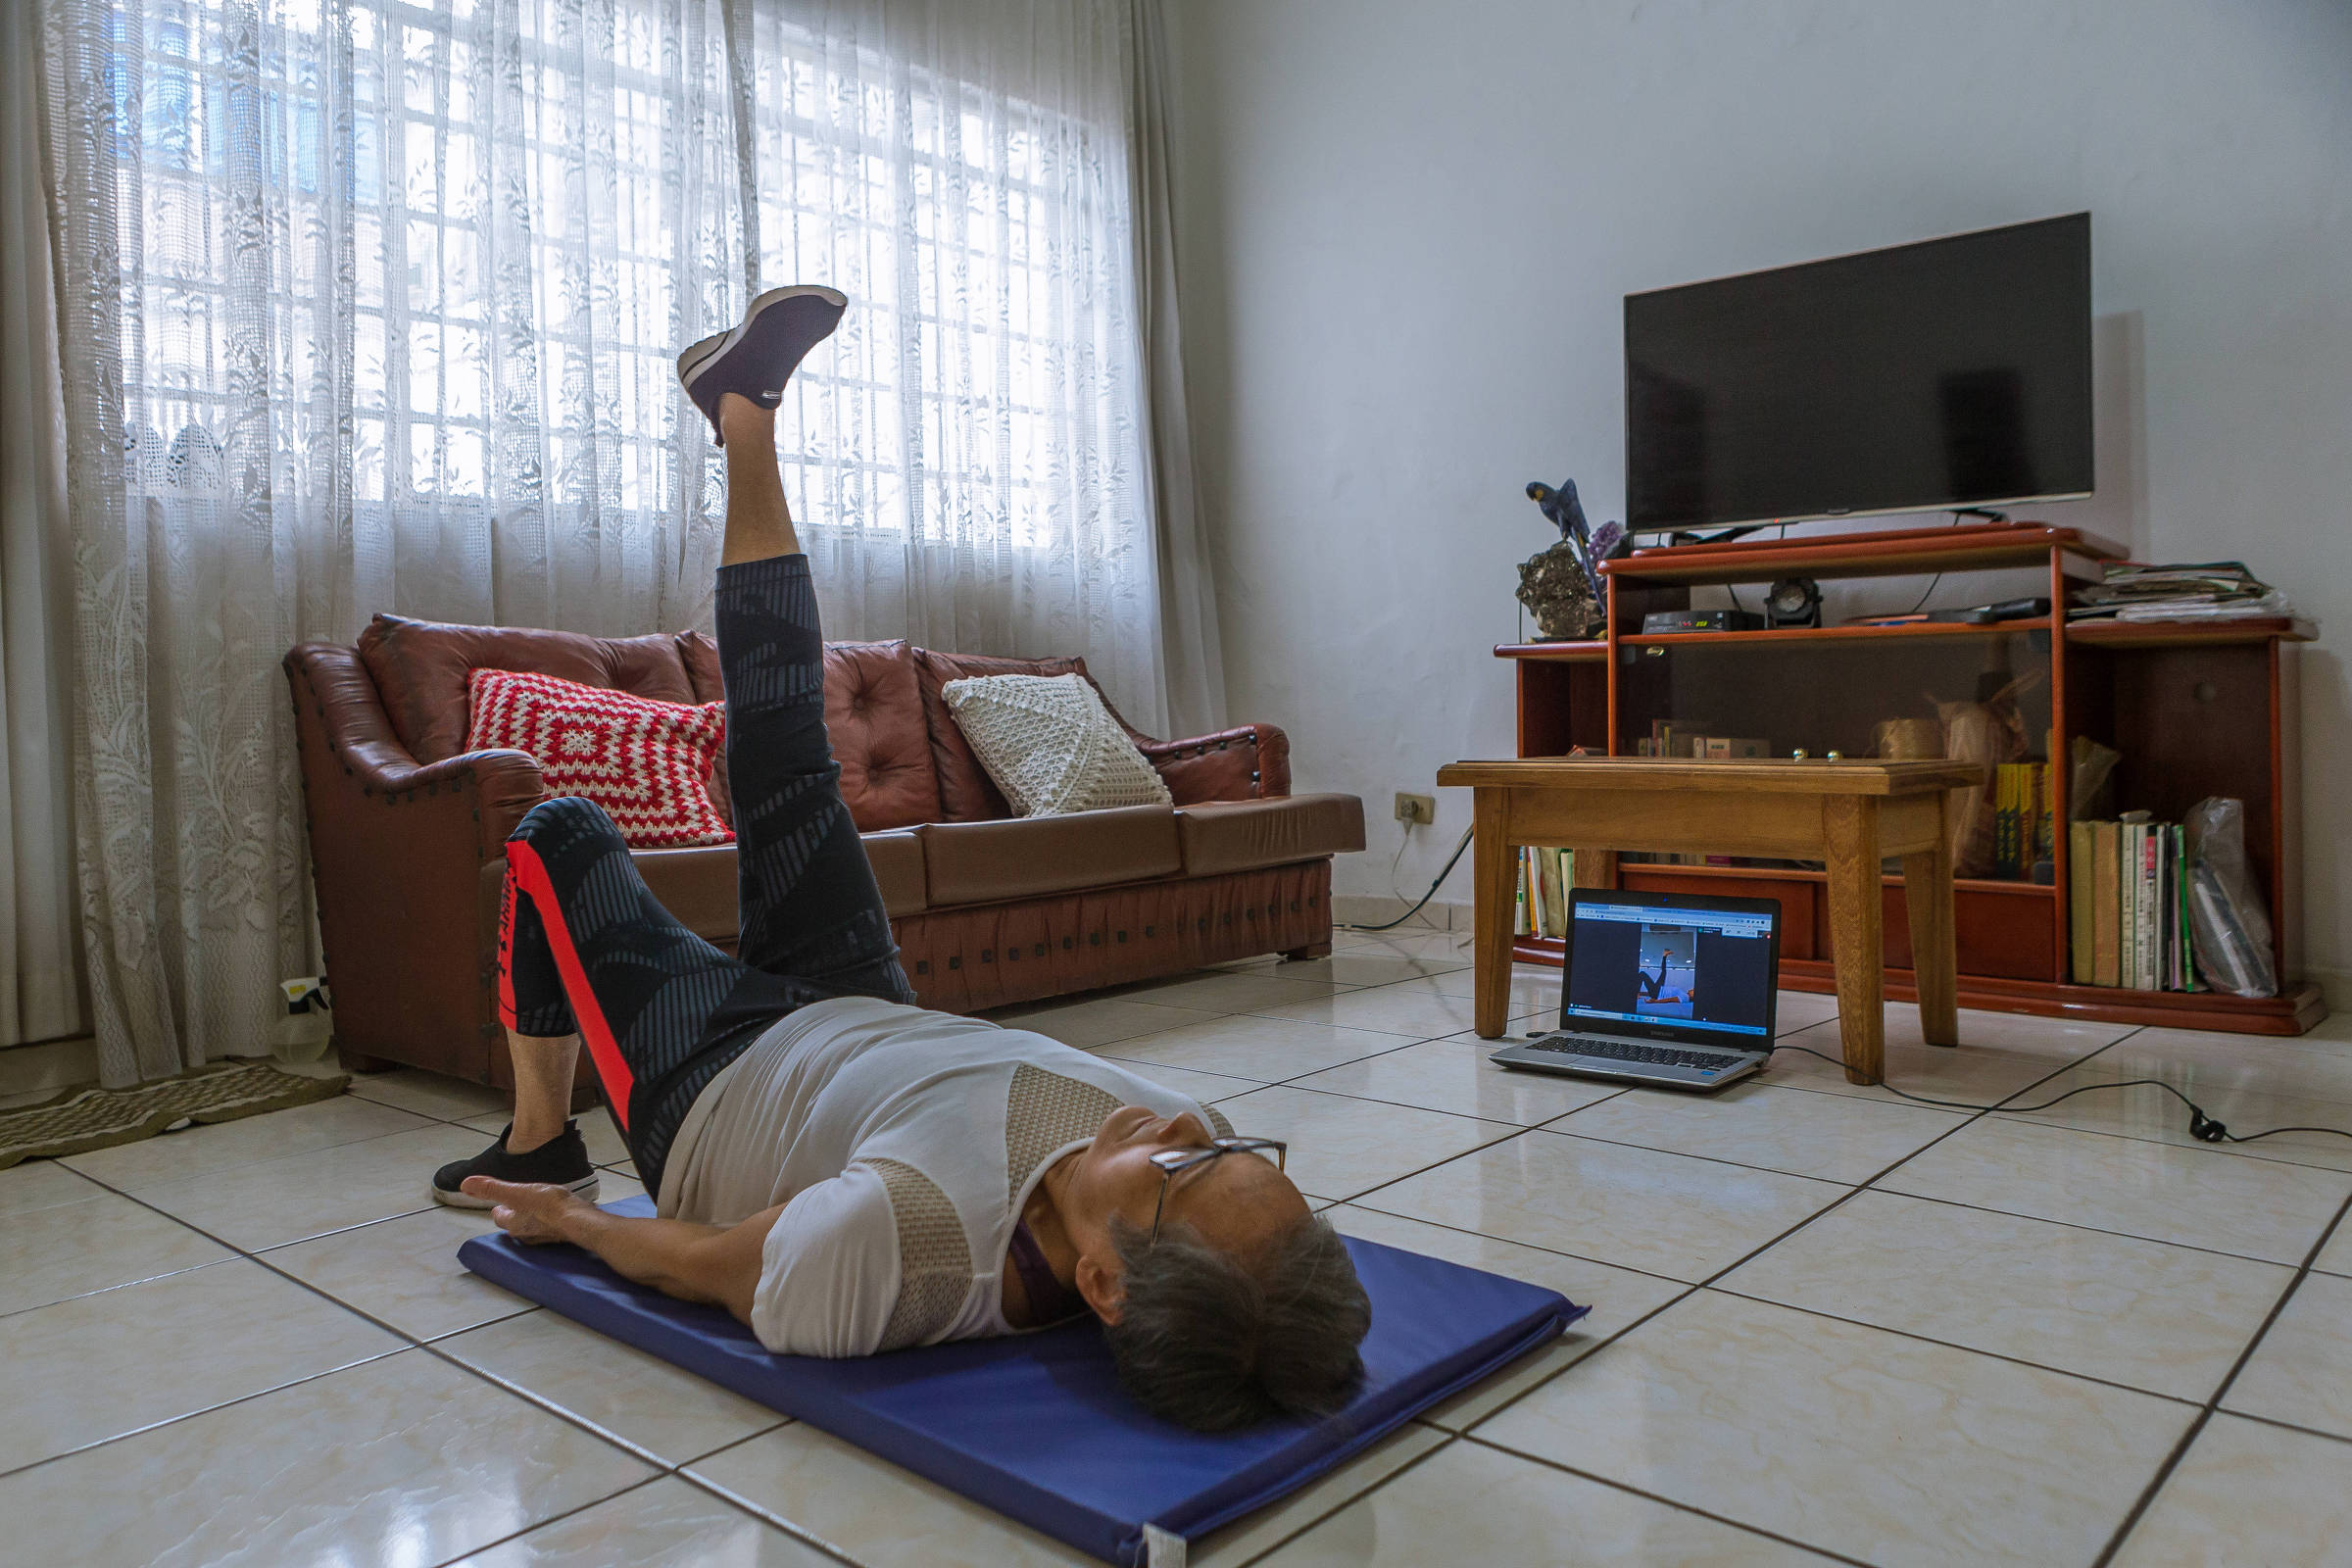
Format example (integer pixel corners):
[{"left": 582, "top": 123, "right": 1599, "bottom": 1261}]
[
  {"left": 1339, "top": 823, "right": 1476, "bottom": 933},
  {"left": 1773, "top": 1043, "right": 2352, "bottom": 1146}
]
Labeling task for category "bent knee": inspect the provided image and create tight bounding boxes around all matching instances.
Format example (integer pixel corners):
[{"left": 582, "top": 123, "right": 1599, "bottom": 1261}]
[{"left": 512, "top": 795, "right": 628, "bottom": 854}]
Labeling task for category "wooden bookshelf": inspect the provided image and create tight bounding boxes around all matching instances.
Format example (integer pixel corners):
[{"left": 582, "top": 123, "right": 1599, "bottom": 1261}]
[{"left": 1494, "top": 523, "right": 2325, "bottom": 1036}]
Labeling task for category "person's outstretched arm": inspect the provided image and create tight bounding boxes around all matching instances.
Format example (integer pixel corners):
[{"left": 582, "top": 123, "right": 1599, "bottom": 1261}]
[{"left": 464, "top": 1175, "right": 780, "bottom": 1325}]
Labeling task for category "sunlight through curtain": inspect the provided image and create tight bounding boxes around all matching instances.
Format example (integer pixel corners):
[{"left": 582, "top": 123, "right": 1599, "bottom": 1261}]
[{"left": 39, "top": 0, "right": 1188, "bottom": 1083}]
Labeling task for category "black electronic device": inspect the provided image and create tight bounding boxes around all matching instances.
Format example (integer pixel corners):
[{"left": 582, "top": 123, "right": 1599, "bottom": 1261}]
[
  {"left": 1625, "top": 214, "right": 2093, "bottom": 533},
  {"left": 1491, "top": 888, "right": 1781, "bottom": 1091},
  {"left": 1925, "top": 596, "right": 2051, "bottom": 625},
  {"left": 1642, "top": 609, "right": 1765, "bottom": 634},
  {"left": 1764, "top": 577, "right": 1823, "bottom": 628}
]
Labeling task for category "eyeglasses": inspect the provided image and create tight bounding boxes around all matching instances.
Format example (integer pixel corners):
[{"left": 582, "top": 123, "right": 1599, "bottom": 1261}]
[{"left": 1146, "top": 1137, "right": 1288, "bottom": 1246}]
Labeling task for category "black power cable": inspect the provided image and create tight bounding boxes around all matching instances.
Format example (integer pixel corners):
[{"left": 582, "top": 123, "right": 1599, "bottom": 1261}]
[
  {"left": 1339, "top": 824, "right": 1476, "bottom": 933},
  {"left": 1773, "top": 1043, "right": 2352, "bottom": 1146}
]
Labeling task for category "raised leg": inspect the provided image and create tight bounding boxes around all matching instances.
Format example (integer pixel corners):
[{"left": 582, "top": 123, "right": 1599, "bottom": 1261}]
[
  {"left": 1822, "top": 795, "right": 1886, "bottom": 1085},
  {"left": 1471, "top": 790, "right": 1514, "bottom": 1039},
  {"left": 1902, "top": 828, "right": 1960, "bottom": 1048},
  {"left": 1280, "top": 942, "right": 1333, "bottom": 962},
  {"left": 713, "top": 396, "right": 911, "bottom": 1004}
]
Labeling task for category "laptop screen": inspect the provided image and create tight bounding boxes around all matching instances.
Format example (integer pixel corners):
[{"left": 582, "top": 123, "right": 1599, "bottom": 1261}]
[{"left": 1561, "top": 897, "right": 1777, "bottom": 1043}]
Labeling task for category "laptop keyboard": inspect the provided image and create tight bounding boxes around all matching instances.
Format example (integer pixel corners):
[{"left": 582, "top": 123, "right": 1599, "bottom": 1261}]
[{"left": 1526, "top": 1035, "right": 1747, "bottom": 1073}]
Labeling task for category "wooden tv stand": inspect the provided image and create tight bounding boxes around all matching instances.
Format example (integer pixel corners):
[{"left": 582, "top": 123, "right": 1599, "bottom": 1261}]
[{"left": 1494, "top": 522, "right": 2324, "bottom": 1036}]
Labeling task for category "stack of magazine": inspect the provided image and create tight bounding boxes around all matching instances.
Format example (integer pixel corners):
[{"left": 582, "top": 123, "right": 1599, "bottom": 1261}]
[
  {"left": 2068, "top": 562, "right": 2289, "bottom": 623},
  {"left": 2067, "top": 813, "right": 2199, "bottom": 990}
]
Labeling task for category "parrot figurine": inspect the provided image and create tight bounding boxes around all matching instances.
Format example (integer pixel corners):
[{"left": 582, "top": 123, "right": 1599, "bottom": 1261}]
[{"left": 1524, "top": 478, "right": 1627, "bottom": 597}]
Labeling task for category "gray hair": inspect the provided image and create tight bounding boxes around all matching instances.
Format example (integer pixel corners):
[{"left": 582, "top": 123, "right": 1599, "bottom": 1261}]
[{"left": 1102, "top": 1215, "right": 1372, "bottom": 1431}]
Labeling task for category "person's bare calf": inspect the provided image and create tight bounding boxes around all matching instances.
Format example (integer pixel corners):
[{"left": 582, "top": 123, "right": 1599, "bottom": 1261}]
[
  {"left": 506, "top": 1030, "right": 581, "bottom": 1152},
  {"left": 718, "top": 393, "right": 802, "bottom": 564}
]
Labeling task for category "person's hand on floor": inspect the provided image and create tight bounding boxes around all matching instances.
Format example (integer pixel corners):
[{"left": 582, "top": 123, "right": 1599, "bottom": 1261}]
[{"left": 464, "top": 1175, "right": 591, "bottom": 1244}]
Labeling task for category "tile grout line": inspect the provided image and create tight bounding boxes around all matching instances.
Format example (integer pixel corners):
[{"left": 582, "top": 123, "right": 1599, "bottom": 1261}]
[
  {"left": 1325, "top": 1200, "right": 1689, "bottom": 1290},
  {"left": 1225, "top": 1428, "right": 1463, "bottom": 1568},
  {"left": 669, "top": 1438, "right": 880, "bottom": 1568},
  {"left": 1817, "top": 1184, "right": 2335, "bottom": 1270},
  {"left": 2088, "top": 1187, "right": 2352, "bottom": 1567},
  {"left": 2203, "top": 1405, "right": 2352, "bottom": 1451},
  {"left": 418, "top": 1470, "right": 677, "bottom": 1568},
  {"left": 1451, "top": 1434, "right": 1881, "bottom": 1568},
  {"left": 1697, "top": 1283, "right": 2214, "bottom": 1409},
  {"left": 0, "top": 1252, "right": 247, "bottom": 1323}
]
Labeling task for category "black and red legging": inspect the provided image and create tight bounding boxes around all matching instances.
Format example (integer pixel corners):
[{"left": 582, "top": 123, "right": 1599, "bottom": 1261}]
[{"left": 498, "top": 554, "right": 914, "bottom": 1200}]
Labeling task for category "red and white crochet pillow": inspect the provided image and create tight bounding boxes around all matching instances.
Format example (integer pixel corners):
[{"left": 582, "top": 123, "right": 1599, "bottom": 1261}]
[{"left": 466, "top": 668, "right": 734, "bottom": 849}]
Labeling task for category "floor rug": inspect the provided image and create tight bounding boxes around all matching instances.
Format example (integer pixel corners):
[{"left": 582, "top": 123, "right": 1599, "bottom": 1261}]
[{"left": 0, "top": 1059, "right": 351, "bottom": 1170}]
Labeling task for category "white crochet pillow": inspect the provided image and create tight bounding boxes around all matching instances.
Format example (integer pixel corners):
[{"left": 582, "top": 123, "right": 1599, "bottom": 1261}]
[{"left": 940, "top": 673, "right": 1174, "bottom": 817}]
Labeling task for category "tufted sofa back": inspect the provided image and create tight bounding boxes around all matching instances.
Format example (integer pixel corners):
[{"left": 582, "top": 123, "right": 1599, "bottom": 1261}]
[{"left": 358, "top": 612, "right": 1102, "bottom": 835}]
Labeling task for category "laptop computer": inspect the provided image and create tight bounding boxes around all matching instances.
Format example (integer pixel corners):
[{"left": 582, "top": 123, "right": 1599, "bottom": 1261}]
[{"left": 1491, "top": 887, "right": 1781, "bottom": 1091}]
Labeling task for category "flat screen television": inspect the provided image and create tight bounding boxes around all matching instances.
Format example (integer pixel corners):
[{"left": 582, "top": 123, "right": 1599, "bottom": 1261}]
[{"left": 1624, "top": 214, "right": 2092, "bottom": 533}]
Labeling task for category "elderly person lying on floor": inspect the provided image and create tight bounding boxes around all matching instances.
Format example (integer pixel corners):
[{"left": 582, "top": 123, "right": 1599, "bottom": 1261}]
[{"left": 429, "top": 287, "right": 1370, "bottom": 1433}]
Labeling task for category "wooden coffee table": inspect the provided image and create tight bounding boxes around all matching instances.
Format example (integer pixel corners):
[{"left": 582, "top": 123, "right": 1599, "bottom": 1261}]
[{"left": 1432, "top": 758, "right": 1986, "bottom": 1084}]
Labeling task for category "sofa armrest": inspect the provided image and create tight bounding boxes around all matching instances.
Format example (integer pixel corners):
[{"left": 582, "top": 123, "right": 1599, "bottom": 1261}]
[
  {"left": 1139, "top": 722, "right": 1291, "bottom": 805},
  {"left": 285, "top": 644, "right": 547, "bottom": 858}
]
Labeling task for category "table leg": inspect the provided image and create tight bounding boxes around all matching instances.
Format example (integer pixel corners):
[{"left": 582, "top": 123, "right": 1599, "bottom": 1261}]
[
  {"left": 1902, "top": 834, "right": 1961, "bottom": 1048},
  {"left": 1471, "top": 790, "right": 1513, "bottom": 1040},
  {"left": 1822, "top": 796, "right": 1886, "bottom": 1086}
]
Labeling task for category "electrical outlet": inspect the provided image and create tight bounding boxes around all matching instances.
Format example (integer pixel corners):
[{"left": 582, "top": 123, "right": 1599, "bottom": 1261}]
[{"left": 1394, "top": 792, "right": 1436, "bottom": 826}]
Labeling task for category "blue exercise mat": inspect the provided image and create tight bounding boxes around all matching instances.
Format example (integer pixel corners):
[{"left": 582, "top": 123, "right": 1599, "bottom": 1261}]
[{"left": 461, "top": 1196, "right": 1584, "bottom": 1566}]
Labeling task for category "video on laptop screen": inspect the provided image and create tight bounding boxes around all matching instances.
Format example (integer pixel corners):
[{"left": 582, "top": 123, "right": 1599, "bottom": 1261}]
[{"left": 1563, "top": 900, "right": 1775, "bottom": 1039}]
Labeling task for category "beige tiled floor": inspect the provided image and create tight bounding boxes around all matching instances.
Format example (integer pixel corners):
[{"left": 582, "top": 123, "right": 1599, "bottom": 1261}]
[{"left": 7, "top": 927, "right": 2349, "bottom": 1565}]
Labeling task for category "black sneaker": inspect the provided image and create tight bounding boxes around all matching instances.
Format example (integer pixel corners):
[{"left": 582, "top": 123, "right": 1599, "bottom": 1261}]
[
  {"left": 430, "top": 1121, "right": 600, "bottom": 1209},
  {"left": 675, "top": 284, "right": 848, "bottom": 445}
]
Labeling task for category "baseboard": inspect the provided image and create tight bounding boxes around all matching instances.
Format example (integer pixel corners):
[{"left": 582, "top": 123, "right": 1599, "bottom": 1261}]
[
  {"left": 1331, "top": 895, "right": 1473, "bottom": 932},
  {"left": 2298, "top": 964, "right": 2343, "bottom": 1017},
  {"left": 0, "top": 1034, "right": 99, "bottom": 1108}
]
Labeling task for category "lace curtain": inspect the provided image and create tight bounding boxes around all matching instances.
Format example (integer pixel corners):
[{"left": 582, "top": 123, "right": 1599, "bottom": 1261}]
[{"left": 39, "top": 0, "right": 1202, "bottom": 1084}]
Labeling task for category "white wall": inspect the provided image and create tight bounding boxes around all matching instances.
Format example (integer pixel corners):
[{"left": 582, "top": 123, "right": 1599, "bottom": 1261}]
[{"left": 1167, "top": 0, "right": 2352, "bottom": 986}]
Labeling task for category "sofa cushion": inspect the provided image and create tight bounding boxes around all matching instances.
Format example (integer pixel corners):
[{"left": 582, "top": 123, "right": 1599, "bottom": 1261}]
[
  {"left": 631, "top": 845, "right": 742, "bottom": 942},
  {"left": 1176, "top": 795, "right": 1367, "bottom": 877},
  {"left": 679, "top": 630, "right": 940, "bottom": 834},
  {"left": 940, "top": 674, "right": 1172, "bottom": 817},
  {"left": 914, "top": 649, "right": 1091, "bottom": 820},
  {"left": 859, "top": 830, "right": 929, "bottom": 915},
  {"left": 467, "top": 669, "right": 733, "bottom": 848},
  {"left": 824, "top": 642, "right": 945, "bottom": 832},
  {"left": 918, "top": 807, "right": 1180, "bottom": 906},
  {"left": 627, "top": 832, "right": 926, "bottom": 950},
  {"left": 360, "top": 613, "right": 699, "bottom": 765}
]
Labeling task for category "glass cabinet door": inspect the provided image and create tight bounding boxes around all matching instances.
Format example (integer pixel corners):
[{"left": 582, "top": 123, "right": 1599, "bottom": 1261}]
[{"left": 1615, "top": 628, "right": 2056, "bottom": 883}]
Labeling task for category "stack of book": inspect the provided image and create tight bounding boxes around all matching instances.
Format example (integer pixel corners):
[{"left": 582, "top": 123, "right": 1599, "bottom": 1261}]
[
  {"left": 2068, "top": 562, "right": 2289, "bottom": 623},
  {"left": 1513, "top": 847, "right": 1576, "bottom": 939},
  {"left": 1988, "top": 762, "right": 2057, "bottom": 880},
  {"left": 2068, "top": 815, "right": 2199, "bottom": 991}
]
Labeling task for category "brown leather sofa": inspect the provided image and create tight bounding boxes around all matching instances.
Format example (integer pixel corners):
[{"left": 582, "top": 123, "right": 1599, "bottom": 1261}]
[{"left": 284, "top": 613, "right": 1364, "bottom": 1090}]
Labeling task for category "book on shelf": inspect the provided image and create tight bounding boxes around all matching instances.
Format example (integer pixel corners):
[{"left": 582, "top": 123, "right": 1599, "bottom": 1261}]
[
  {"left": 1986, "top": 761, "right": 2053, "bottom": 880},
  {"left": 1514, "top": 847, "right": 1576, "bottom": 940},
  {"left": 2071, "top": 815, "right": 2201, "bottom": 993},
  {"left": 2068, "top": 821, "right": 2095, "bottom": 982}
]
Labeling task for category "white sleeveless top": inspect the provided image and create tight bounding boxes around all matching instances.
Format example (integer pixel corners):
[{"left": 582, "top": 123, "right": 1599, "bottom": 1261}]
[{"left": 658, "top": 995, "right": 1232, "bottom": 1357}]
